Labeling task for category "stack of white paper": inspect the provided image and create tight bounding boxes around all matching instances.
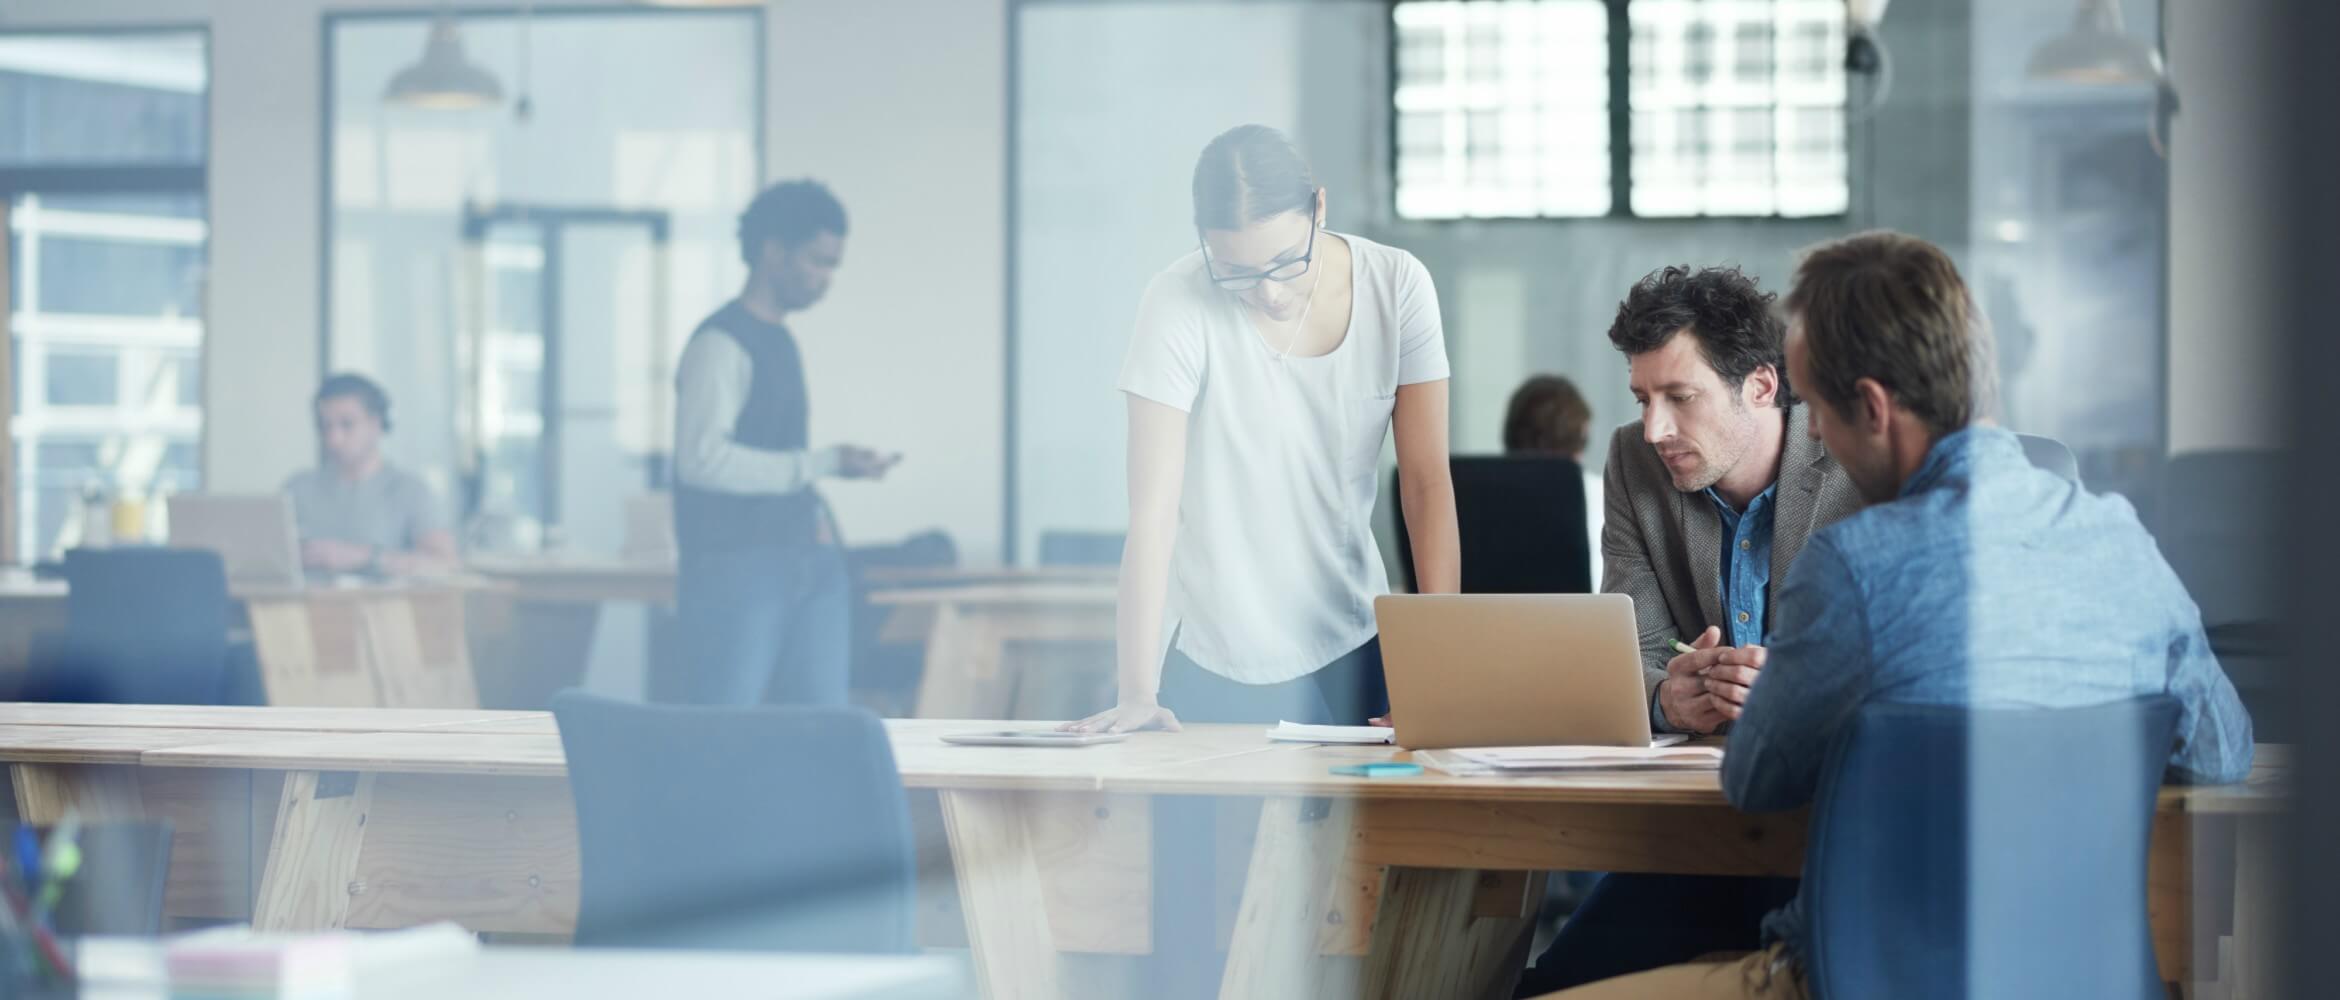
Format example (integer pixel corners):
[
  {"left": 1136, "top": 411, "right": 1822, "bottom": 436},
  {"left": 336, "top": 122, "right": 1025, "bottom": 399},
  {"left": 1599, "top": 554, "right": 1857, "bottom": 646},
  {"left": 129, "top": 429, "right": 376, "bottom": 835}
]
[
  {"left": 162, "top": 922, "right": 479, "bottom": 998},
  {"left": 1265, "top": 721, "right": 1396, "bottom": 745},
  {"left": 1427, "top": 744, "right": 1724, "bottom": 774}
]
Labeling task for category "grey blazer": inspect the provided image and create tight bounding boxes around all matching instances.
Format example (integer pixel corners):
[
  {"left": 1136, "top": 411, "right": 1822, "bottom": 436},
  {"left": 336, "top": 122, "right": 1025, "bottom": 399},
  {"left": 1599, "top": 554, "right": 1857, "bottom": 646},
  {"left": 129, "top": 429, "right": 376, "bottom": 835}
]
[{"left": 1598, "top": 404, "right": 1863, "bottom": 726}]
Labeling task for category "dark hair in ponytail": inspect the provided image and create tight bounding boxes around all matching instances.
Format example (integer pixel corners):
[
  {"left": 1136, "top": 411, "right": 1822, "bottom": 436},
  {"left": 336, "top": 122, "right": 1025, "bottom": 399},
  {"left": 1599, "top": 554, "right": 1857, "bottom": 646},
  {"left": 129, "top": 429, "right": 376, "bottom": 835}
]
[{"left": 1191, "top": 125, "right": 1318, "bottom": 231}]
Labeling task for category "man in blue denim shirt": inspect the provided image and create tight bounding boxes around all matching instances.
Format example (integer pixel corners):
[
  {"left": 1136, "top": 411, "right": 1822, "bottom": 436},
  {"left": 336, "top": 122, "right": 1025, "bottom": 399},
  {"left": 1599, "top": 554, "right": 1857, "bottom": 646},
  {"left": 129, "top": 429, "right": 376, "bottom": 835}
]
[{"left": 1538, "top": 231, "right": 2254, "bottom": 1000}]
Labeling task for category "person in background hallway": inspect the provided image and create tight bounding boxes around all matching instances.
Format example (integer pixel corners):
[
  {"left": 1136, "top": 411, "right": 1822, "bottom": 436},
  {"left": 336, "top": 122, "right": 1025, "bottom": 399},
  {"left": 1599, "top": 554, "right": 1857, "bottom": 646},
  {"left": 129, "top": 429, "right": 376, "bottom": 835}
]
[
  {"left": 672, "top": 179, "right": 898, "bottom": 706},
  {"left": 1068, "top": 123, "right": 1460, "bottom": 734},
  {"left": 286, "top": 373, "right": 457, "bottom": 577},
  {"left": 1502, "top": 373, "right": 1602, "bottom": 584},
  {"left": 1537, "top": 231, "right": 2253, "bottom": 999},
  {"left": 1516, "top": 266, "right": 1862, "bottom": 995}
]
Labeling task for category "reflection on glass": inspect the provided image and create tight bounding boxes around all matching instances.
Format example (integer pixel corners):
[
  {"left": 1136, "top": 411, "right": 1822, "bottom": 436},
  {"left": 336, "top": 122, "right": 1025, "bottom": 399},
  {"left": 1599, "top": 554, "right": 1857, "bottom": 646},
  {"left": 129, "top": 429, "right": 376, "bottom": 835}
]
[
  {"left": 8, "top": 190, "right": 207, "bottom": 559},
  {"left": 0, "top": 33, "right": 207, "bottom": 166},
  {"left": 1393, "top": 0, "right": 1611, "bottom": 219}
]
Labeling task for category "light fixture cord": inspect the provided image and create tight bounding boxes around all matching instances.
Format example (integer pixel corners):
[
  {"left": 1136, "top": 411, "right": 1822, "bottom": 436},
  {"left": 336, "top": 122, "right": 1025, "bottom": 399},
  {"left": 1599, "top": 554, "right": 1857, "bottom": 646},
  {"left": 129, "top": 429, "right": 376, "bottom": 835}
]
[{"left": 515, "top": 0, "right": 535, "bottom": 122}]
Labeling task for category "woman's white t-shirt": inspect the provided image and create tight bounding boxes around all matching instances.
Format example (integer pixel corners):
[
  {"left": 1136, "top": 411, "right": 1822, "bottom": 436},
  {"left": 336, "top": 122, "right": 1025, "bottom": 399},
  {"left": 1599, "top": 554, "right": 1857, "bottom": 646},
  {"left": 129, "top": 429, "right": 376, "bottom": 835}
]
[{"left": 1117, "top": 232, "right": 1449, "bottom": 684}]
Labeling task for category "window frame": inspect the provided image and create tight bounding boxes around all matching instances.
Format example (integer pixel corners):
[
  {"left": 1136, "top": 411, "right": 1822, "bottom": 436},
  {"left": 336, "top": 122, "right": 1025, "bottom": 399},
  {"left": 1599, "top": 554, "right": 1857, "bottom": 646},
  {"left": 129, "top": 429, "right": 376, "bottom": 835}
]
[
  {"left": 0, "top": 23, "right": 212, "bottom": 564},
  {"left": 1387, "top": 0, "right": 1852, "bottom": 223}
]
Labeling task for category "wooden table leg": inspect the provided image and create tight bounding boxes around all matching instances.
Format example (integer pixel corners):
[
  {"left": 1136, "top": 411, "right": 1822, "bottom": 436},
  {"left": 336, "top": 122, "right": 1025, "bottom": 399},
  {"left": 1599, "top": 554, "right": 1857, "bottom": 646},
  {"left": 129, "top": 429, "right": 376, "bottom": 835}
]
[
  {"left": 2230, "top": 814, "right": 2278, "bottom": 999},
  {"left": 252, "top": 769, "right": 376, "bottom": 931},
  {"left": 9, "top": 763, "right": 145, "bottom": 823},
  {"left": 1361, "top": 867, "right": 1537, "bottom": 1000},
  {"left": 1220, "top": 796, "right": 1363, "bottom": 1000},
  {"left": 914, "top": 605, "right": 1010, "bottom": 719},
  {"left": 939, "top": 789, "right": 1061, "bottom": 1000},
  {"left": 248, "top": 598, "right": 377, "bottom": 707}
]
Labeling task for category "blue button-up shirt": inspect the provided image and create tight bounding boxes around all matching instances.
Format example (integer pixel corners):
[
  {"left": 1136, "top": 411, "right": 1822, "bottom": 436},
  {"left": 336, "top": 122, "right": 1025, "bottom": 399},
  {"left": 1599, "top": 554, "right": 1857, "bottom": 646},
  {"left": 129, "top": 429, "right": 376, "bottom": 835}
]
[
  {"left": 1707, "top": 483, "right": 1777, "bottom": 649},
  {"left": 1722, "top": 427, "right": 2256, "bottom": 963}
]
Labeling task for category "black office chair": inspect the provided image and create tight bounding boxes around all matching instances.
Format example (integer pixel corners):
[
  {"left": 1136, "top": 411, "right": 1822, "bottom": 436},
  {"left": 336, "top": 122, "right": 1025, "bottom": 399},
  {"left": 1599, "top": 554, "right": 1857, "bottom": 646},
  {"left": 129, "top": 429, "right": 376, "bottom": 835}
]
[
  {"left": 7, "top": 822, "right": 175, "bottom": 936},
  {"left": 25, "top": 548, "right": 256, "bottom": 705},
  {"left": 552, "top": 691, "right": 917, "bottom": 953},
  {"left": 841, "top": 530, "right": 959, "bottom": 714},
  {"left": 1802, "top": 696, "right": 2180, "bottom": 999},
  {"left": 2154, "top": 449, "right": 2283, "bottom": 737},
  {"left": 1037, "top": 530, "right": 1125, "bottom": 568},
  {"left": 1395, "top": 456, "right": 1592, "bottom": 595}
]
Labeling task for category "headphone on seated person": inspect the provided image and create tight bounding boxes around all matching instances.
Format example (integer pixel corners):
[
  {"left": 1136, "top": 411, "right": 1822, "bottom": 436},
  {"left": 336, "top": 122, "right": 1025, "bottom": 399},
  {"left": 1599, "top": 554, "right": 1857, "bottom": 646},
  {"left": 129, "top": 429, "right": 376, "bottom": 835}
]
[{"left": 316, "top": 372, "right": 394, "bottom": 432}]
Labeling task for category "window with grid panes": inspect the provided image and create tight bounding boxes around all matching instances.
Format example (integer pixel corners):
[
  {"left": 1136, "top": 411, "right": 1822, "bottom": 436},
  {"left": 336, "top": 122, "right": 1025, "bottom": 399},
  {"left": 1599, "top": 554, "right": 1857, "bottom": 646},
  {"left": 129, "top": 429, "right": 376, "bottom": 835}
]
[{"left": 1392, "top": 0, "right": 1848, "bottom": 220}]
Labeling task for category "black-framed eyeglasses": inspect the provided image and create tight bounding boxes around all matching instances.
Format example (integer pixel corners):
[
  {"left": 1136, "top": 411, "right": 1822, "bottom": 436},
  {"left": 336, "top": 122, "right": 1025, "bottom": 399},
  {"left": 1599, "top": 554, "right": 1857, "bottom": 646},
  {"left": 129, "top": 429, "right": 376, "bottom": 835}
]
[{"left": 1199, "top": 218, "right": 1317, "bottom": 291}]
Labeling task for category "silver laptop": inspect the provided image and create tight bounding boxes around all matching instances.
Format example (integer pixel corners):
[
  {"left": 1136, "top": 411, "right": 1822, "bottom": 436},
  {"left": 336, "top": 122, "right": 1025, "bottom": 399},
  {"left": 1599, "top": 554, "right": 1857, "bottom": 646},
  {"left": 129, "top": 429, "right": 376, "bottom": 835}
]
[
  {"left": 168, "top": 493, "right": 304, "bottom": 588},
  {"left": 1376, "top": 593, "right": 1654, "bottom": 750}
]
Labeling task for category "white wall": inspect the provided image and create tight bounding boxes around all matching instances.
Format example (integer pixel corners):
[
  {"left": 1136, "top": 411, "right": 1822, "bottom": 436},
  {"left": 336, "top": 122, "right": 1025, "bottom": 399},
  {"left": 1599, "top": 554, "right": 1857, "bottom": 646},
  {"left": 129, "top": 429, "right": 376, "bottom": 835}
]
[
  {"left": 2, "top": 0, "right": 1012, "bottom": 561},
  {"left": 1012, "top": 1, "right": 1320, "bottom": 562},
  {"left": 767, "top": 0, "right": 1007, "bottom": 564},
  {"left": 2168, "top": 0, "right": 2284, "bottom": 453}
]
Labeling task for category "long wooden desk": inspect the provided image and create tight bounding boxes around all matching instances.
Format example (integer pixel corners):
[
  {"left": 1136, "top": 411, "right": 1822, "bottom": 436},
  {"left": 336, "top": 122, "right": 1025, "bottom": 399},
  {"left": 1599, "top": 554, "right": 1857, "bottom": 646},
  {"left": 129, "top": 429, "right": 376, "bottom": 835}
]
[
  {"left": 465, "top": 556, "right": 677, "bottom": 607},
  {"left": 0, "top": 711, "right": 2286, "bottom": 1000},
  {"left": 868, "top": 584, "right": 1117, "bottom": 719},
  {"left": 0, "top": 577, "right": 485, "bottom": 710},
  {"left": 457, "top": 558, "right": 1116, "bottom": 715}
]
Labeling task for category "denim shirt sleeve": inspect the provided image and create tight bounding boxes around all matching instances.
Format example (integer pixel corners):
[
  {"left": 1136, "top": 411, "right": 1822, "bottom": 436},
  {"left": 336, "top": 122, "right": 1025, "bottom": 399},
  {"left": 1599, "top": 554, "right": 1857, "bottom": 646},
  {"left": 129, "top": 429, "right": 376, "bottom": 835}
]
[
  {"left": 2163, "top": 601, "right": 2256, "bottom": 785},
  {"left": 1722, "top": 536, "right": 1872, "bottom": 812}
]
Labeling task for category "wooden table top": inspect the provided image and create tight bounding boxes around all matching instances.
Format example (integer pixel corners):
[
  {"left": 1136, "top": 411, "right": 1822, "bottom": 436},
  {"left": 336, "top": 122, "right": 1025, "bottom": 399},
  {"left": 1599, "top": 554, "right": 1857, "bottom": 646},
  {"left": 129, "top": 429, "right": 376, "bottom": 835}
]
[
  {"left": 0, "top": 725, "right": 324, "bottom": 766},
  {"left": 0, "top": 704, "right": 541, "bottom": 732},
  {"left": 865, "top": 582, "right": 1117, "bottom": 607},
  {"left": 465, "top": 555, "right": 677, "bottom": 580},
  {"left": 0, "top": 709, "right": 2280, "bottom": 813},
  {"left": 0, "top": 577, "right": 487, "bottom": 603},
  {"left": 861, "top": 565, "right": 1116, "bottom": 587},
  {"left": 131, "top": 721, "right": 1286, "bottom": 788}
]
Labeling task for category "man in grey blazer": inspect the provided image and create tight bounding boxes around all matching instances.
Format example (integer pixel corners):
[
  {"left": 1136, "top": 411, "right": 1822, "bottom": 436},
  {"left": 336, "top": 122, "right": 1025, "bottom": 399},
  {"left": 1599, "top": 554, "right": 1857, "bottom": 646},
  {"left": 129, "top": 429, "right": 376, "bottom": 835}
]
[
  {"left": 1517, "top": 265, "right": 1860, "bottom": 996},
  {"left": 1605, "top": 353, "right": 1862, "bottom": 735}
]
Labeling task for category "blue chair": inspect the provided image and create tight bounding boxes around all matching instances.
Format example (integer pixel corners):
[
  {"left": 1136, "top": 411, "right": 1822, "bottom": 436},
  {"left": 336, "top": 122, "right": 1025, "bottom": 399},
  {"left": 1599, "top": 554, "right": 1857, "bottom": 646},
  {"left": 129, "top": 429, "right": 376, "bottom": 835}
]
[
  {"left": 551, "top": 691, "right": 916, "bottom": 953},
  {"left": 25, "top": 548, "right": 254, "bottom": 705},
  {"left": 1802, "top": 696, "right": 2180, "bottom": 999}
]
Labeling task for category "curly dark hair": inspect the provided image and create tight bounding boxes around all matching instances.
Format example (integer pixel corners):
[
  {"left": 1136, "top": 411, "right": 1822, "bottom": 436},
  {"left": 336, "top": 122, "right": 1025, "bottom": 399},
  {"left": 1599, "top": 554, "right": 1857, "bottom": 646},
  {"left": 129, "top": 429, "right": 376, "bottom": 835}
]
[
  {"left": 738, "top": 179, "right": 847, "bottom": 265},
  {"left": 1606, "top": 264, "right": 1793, "bottom": 407}
]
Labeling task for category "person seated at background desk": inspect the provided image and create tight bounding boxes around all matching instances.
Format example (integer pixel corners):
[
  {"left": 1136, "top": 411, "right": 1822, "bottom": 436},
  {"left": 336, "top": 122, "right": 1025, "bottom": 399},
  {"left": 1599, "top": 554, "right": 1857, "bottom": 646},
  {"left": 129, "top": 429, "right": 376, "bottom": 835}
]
[
  {"left": 1516, "top": 266, "right": 1861, "bottom": 994},
  {"left": 284, "top": 373, "right": 457, "bottom": 577},
  {"left": 1502, "top": 373, "right": 1600, "bottom": 584},
  {"left": 1539, "top": 230, "right": 2255, "bottom": 1000}
]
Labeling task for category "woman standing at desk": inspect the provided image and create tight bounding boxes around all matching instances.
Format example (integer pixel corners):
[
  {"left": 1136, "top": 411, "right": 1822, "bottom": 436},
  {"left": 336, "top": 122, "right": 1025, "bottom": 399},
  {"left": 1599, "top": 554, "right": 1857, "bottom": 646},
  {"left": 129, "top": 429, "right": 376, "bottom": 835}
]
[{"left": 1070, "top": 125, "right": 1460, "bottom": 733}]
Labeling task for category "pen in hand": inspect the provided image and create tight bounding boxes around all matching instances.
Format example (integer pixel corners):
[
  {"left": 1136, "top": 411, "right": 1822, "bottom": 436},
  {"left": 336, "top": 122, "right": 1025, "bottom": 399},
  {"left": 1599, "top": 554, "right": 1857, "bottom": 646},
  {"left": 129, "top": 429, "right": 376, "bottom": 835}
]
[{"left": 1671, "top": 638, "right": 1713, "bottom": 678}]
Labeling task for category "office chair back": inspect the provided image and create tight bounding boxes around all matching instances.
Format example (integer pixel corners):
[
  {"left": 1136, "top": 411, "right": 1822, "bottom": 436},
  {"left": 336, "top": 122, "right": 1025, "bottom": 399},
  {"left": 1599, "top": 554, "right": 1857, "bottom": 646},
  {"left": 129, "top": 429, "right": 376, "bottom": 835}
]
[
  {"left": 1803, "top": 696, "right": 2180, "bottom": 1000},
  {"left": 1395, "top": 456, "right": 1591, "bottom": 595},
  {"left": 552, "top": 692, "right": 916, "bottom": 953},
  {"left": 2013, "top": 433, "right": 2080, "bottom": 484},
  {"left": 2159, "top": 449, "right": 2281, "bottom": 634},
  {"left": 1037, "top": 530, "right": 1125, "bottom": 568},
  {"left": 32, "top": 548, "right": 234, "bottom": 705},
  {"left": 9, "top": 822, "right": 175, "bottom": 935}
]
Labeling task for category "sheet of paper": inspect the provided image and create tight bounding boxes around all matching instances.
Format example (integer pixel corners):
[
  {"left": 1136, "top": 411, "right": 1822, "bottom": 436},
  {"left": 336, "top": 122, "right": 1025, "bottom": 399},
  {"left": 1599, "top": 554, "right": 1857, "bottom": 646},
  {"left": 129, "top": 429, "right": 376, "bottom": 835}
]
[
  {"left": 1446, "top": 743, "right": 1724, "bottom": 772},
  {"left": 1266, "top": 721, "right": 1396, "bottom": 744}
]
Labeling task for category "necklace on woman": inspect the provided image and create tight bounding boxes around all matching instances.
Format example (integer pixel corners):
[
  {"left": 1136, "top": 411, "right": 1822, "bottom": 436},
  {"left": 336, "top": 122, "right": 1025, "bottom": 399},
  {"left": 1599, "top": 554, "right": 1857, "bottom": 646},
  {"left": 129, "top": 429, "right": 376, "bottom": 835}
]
[{"left": 1272, "top": 268, "right": 1320, "bottom": 363}]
